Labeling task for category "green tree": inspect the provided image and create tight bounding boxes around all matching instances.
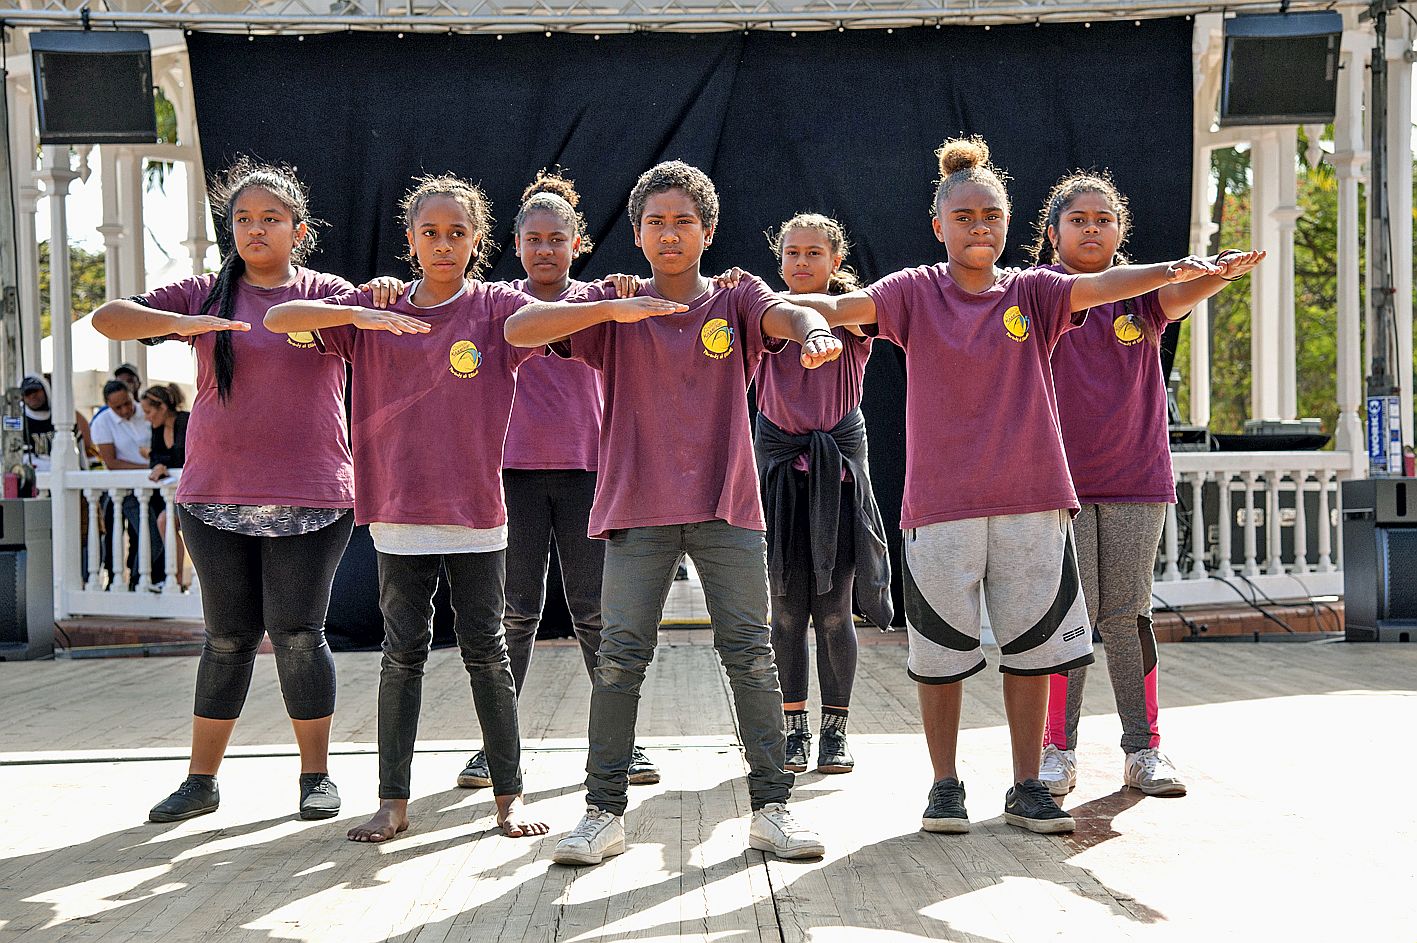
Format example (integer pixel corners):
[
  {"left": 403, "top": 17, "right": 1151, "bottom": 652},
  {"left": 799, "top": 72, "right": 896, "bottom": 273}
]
[{"left": 37, "top": 241, "right": 106, "bottom": 338}]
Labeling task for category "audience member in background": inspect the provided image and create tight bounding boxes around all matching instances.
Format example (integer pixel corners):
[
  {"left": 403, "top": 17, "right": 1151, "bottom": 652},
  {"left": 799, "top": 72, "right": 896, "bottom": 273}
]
[
  {"left": 143, "top": 383, "right": 190, "bottom": 589},
  {"left": 20, "top": 374, "right": 95, "bottom": 473},
  {"left": 91, "top": 378, "right": 165, "bottom": 588}
]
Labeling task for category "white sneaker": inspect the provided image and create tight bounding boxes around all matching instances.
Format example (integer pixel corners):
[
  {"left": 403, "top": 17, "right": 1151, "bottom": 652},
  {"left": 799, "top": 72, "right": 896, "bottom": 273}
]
[
  {"left": 749, "top": 803, "right": 825, "bottom": 859},
  {"left": 552, "top": 807, "right": 626, "bottom": 865},
  {"left": 1039, "top": 745, "right": 1077, "bottom": 797},
  {"left": 1124, "top": 748, "right": 1187, "bottom": 797}
]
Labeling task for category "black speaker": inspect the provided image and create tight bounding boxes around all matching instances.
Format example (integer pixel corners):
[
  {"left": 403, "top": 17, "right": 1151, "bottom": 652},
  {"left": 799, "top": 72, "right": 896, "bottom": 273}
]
[
  {"left": 30, "top": 31, "right": 157, "bottom": 145},
  {"left": 1341, "top": 478, "right": 1417, "bottom": 642},
  {"left": 1219, "top": 12, "right": 1342, "bottom": 127}
]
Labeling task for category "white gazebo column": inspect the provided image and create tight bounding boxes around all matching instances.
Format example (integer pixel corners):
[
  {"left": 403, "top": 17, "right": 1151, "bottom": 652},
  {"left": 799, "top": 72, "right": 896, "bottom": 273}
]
[
  {"left": 97, "top": 146, "right": 127, "bottom": 370},
  {"left": 7, "top": 77, "right": 41, "bottom": 378},
  {"left": 1189, "top": 144, "right": 1217, "bottom": 427},
  {"left": 1272, "top": 124, "right": 1301, "bottom": 420},
  {"left": 182, "top": 163, "right": 213, "bottom": 275},
  {"left": 1385, "top": 20, "right": 1414, "bottom": 447},
  {"left": 1333, "top": 23, "right": 1370, "bottom": 466},
  {"left": 115, "top": 147, "right": 149, "bottom": 379},
  {"left": 1250, "top": 128, "right": 1284, "bottom": 421},
  {"left": 37, "top": 146, "right": 79, "bottom": 620}
]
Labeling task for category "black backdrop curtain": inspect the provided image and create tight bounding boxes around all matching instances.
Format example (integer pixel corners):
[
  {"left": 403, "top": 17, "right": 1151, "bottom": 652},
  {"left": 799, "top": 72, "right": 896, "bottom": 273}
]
[{"left": 187, "top": 22, "right": 1193, "bottom": 636}]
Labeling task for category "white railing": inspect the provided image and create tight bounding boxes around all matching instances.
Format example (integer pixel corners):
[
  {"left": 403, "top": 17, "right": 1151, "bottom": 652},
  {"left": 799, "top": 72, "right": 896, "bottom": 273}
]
[
  {"left": 1153, "top": 451, "right": 1357, "bottom": 608},
  {"left": 42, "top": 469, "right": 202, "bottom": 619}
]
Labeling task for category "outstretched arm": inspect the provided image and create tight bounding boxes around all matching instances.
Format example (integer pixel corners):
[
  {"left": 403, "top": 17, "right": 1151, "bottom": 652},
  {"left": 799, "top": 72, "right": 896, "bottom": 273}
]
[
  {"left": 788, "top": 290, "right": 879, "bottom": 329},
  {"left": 761, "top": 300, "right": 843, "bottom": 369},
  {"left": 265, "top": 299, "right": 431, "bottom": 336},
  {"left": 92, "top": 299, "right": 251, "bottom": 341},
  {"left": 1157, "top": 250, "right": 1266, "bottom": 320},
  {"left": 1069, "top": 256, "right": 1231, "bottom": 313},
  {"left": 504, "top": 296, "right": 686, "bottom": 347}
]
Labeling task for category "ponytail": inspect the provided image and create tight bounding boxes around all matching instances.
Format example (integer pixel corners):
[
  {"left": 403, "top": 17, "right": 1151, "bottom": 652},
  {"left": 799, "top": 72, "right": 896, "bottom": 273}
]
[{"left": 197, "top": 251, "right": 246, "bottom": 403}]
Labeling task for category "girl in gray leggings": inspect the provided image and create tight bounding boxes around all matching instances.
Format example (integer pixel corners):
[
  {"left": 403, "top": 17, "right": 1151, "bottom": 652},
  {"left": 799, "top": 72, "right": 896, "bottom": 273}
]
[{"left": 1034, "top": 171, "right": 1263, "bottom": 796}]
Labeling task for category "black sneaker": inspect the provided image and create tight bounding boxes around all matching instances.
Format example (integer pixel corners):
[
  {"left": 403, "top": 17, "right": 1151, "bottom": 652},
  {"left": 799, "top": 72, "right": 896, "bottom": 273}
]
[
  {"left": 816, "top": 728, "right": 853, "bottom": 774},
  {"left": 298, "top": 772, "right": 341, "bottom": 820},
  {"left": 457, "top": 750, "right": 492, "bottom": 789},
  {"left": 784, "top": 729, "right": 811, "bottom": 773},
  {"left": 921, "top": 777, "right": 969, "bottom": 833},
  {"left": 1004, "top": 778, "right": 1076, "bottom": 834},
  {"left": 628, "top": 745, "right": 661, "bottom": 785},
  {"left": 149, "top": 775, "right": 219, "bottom": 823}
]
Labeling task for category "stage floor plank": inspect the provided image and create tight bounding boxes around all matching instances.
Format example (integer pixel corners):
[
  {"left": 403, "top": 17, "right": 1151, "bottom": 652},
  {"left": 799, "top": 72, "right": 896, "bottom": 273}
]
[{"left": 1, "top": 636, "right": 1414, "bottom": 942}]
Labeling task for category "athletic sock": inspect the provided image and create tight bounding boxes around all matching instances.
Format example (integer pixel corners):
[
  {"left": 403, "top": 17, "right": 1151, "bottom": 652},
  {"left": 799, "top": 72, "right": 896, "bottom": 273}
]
[
  {"left": 821, "top": 706, "right": 848, "bottom": 736},
  {"left": 785, "top": 709, "right": 809, "bottom": 736}
]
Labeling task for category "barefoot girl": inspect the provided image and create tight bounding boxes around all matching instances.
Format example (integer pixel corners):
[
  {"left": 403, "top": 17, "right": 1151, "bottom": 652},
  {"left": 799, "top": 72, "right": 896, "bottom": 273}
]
[
  {"left": 506, "top": 160, "right": 838, "bottom": 865},
  {"left": 753, "top": 213, "right": 892, "bottom": 775},
  {"left": 266, "top": 174, "right": 549, "bottom": 842},
  {"left": 789, "top": 137, "right": 1254, "bottom": 835},
  {"left": 1032, "top": 171, "right": 1263, "bottom": 799},
  {"left": 93, "top": 160, "right": 398, "bottom": 824}
]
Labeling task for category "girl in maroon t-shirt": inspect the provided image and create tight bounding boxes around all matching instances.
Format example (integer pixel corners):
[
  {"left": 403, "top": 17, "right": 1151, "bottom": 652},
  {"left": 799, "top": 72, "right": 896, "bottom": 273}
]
[
  {"left": 790, "top": 136, "right": 1262, "bottom": 836},
  {"left": 1033, "top": 172, "right": 1263, "bottom": 800},
  {"left": 266, "top": 174, "right": 549, "bottom": 845},
  {"left": 753, "top": 214, "right": 893, "bottom": 777},
  {"left": 92, "top": 161, "right": 400, "bottom": 825}
]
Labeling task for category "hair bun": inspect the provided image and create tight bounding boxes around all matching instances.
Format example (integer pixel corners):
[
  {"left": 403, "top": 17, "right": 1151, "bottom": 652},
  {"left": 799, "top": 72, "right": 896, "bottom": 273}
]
[
  {"left": 521, "top": 170, "right": 579, "bottom": 208},
  {"left": 936, "top": 135, "right": 991, "bottom": 177}
]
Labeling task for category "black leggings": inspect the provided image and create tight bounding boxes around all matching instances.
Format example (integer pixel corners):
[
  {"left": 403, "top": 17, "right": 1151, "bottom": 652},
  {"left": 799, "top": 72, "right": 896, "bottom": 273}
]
[
  {"left": 770, "top": 472, "right": 858, "bottom": 707},
  {"left": 178, "top": 507, "right": 353, "bottom": 721}
]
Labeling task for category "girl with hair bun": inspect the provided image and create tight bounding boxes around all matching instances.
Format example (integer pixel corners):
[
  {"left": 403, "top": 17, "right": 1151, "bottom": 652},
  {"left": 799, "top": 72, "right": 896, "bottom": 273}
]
[
  {"left": 790, "top": 135, "right": 1261, "bottom": 837},
  {"left": 266, "top": 172, "right": 549, "bottom": 844},
  {"left": 1031, "top": 171, "right": 1262, "bottom": 801},
  {"left": 753, "top": 213, "right": 893, "bottom": 777},
  {"left": 92, "top": 158, "right": 403, "bottom": 826}
]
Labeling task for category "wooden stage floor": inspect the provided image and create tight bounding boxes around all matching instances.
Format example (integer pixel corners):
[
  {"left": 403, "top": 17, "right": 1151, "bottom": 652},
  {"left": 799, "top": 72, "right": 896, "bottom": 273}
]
[{"left": 1, "top": 633, "right": 1414, "bottom": 942}]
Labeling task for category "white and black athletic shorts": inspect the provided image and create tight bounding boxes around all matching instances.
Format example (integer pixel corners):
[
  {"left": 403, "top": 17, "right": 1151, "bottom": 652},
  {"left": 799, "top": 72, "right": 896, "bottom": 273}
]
[{"left": 903, "top": 509, "right": 1095, "bottom": 683}]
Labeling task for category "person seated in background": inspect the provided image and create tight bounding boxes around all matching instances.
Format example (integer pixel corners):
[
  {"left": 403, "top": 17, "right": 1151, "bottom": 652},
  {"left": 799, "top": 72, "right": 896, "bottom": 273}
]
[
  {"left": 143, "top": 383, "right": 190, "bottom": 589},
  {"left": 91, "top": 378, "right": 165, "bottom": 588}
]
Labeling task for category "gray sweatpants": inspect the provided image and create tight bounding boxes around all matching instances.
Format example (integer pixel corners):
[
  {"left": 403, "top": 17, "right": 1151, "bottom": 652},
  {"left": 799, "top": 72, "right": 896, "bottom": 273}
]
[
  {"left": 1047, "top": 502, "right": 1166, "bottom": 754},
  {"left": 585, "top": 520, "right": 793, "bottom": 816}
]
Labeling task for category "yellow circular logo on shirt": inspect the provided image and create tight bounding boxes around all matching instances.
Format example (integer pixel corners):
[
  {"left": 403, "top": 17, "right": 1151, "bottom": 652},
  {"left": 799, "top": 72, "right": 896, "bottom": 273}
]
[
  {"left": 1003, "top": 305, "right": 1029, "bottom": 342},
  {"left": 1114, "top": 314, "right": 1144, "bottom": 346},
  {"left": 449, "top": 339, "right": 481, "bottom": 378},
  {"left": 701, "top": 318, "right": 734, "bottom": 360},
  {"left": 287, "top": 331, "right": 317, "bottom": 349}
]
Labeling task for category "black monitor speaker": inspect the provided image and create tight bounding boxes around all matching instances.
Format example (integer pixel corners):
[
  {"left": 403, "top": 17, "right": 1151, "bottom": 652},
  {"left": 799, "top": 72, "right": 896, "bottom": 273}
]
[
  {"left": 1341, "top": 479, "right": 1417, "bottom": 642},
  {"left": 1220, "top": 12, "right": 1342, "bottom": 127},
  {"left": 30, "top": 30, "right": 157, "bottom": 145}
]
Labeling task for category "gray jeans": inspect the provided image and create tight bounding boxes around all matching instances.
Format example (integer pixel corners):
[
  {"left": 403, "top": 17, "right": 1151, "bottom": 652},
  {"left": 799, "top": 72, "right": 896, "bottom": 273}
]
[
  {"left": 585, "top": 521, "right": 793, "bottom": 815},
  {"left": 376, "top": 550, "right": 523, "bottom": 799}
]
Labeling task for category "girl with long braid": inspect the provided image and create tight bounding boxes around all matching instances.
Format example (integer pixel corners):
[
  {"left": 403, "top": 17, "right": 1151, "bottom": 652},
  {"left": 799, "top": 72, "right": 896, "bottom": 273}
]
[{"left": 93, "top": 160, "right": 401, "bottom": 824}]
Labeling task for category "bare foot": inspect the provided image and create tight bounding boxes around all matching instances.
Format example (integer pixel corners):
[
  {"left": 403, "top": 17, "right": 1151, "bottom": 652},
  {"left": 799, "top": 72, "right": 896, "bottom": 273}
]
[
  {"left": 347, "top": 799, "right": 409, "bottom": 843},
  {"left": 495, "top": 794, "right": 549, "bottom": 838}
]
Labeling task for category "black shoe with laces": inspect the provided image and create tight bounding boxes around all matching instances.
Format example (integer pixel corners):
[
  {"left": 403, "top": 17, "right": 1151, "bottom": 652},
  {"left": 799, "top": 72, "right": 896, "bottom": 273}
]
[
  {"left": 149, "top": 775, "right": 219, "bottom": 823},
  {"left": 921, "top": 777, "right": 969, "bottom": 833},
  {"left": 784, "top": 730, "right": 812, "bottom": 773},
  {"left": 1004, "top": 778, "right": 1076, "bottom": 834},
  {"left": 628, "top": 745, "right": 661, "bottom": 785},
  {"left": 298, "top": 772, "right": 341, "bottom": 820},
  {"left": 816, "top": 728, "right": 853, "bottom": 774},
  {"left": 457, "top": 750, "right": 492, "bottom": 788}
]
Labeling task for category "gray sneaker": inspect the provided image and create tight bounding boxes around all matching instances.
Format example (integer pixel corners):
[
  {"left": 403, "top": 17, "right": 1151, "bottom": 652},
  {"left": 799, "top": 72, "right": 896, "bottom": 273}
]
[{"left": 1124, "top": 748, "right": 1187, "bottom": 796}]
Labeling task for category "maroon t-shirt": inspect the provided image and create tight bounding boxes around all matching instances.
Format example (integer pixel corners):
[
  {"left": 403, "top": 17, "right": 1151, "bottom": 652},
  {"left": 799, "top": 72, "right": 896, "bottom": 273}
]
[
  {"left": 562, "top": 276, "right": 785, "bottom": 538},
  {"left": 1048, "top": 265, "right": 1178, "bottom": 505},
  {"left": 318, "top": 280, "right": 541, "bottom": 528},
  {"left": 502, "top": 279, "right": 602, "bottom": 471},
  {"left": 755, "top": 327, "right": 872, "bottom": 435},
  {"left": 864, "top": 264, "right": 1083, "bottom": 528},
  {"left": 137, "top": 267, "right": 356, "bottom": 507}
]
